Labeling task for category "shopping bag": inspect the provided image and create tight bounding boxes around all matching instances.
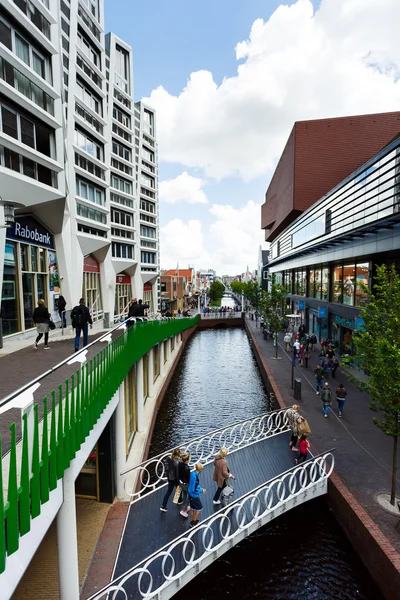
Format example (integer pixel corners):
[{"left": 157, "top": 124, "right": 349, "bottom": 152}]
[
  {"left": 221, "top": 485, "right": 234, "bottom": 498},
  {"left": 173, "top": 486, "right": 181, "bottom": 504},
  {"left": 298, "top": 418, "right": 311, "bottom": 436}
]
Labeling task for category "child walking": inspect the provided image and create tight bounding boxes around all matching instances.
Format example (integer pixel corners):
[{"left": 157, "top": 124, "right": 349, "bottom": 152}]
[
  {"left": 295, "top": 434, "right": 310, "bottom": 465},
  {"left": 188, "top": 463, "right": 206, "bottom": 527}
]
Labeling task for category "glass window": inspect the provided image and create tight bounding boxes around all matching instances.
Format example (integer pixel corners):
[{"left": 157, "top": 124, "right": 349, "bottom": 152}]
[
  {"left": 322, "top": 268, "right": 329, "bottom": 301},
  {"left": 20, "top": 243, "right": 29, "bottom": 270},
  {"left": 4, "top": 147, "right": 20, "bottom": 171},
  {"left": 2, "top": 107, "right": 18, "bottom": 138},
  {"left": 1, "top": 241, "right": 20, "bottom": 335},
  {"left": 343, "top": 265, "right": 355, "bottom": 306},
  {"left": 23, "top": 156, "right": 35, "bottom": 178},
  {"left": 0, "top": 19, "right": 12, "bottom": 50},
  {"left": 332, "top": 265, "right": 343, "bottom": 303},
  {"left": 20, "top": 116, "right": 35, "bottom": 148},
  {"left": 308, "top": 269, "right": 315, "bottom": 298},
  {"left": 314, "top": 268, "right": 322, "bottom": 299},
  {"left": 15, "top": 34, "right": 29, "bottom": 65},
  {"left": 355, "top": 263, "right": 369, "bottom": 307}
]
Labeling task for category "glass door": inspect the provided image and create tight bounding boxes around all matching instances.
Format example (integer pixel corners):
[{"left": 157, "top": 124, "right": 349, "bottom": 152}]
[{"left": 22, "top": 273, "right": 34, "bottom": 329}]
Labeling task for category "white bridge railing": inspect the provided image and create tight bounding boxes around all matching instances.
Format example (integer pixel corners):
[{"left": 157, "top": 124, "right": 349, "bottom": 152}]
[
  {"left": 88, "top": 450, "right": 334, "bottom": 600},
  {"left": 122, "top": 409, "right": 290, "bottom": 502},
  {"left": 200, "top": 312, "right": 243, "bottom": 319}
]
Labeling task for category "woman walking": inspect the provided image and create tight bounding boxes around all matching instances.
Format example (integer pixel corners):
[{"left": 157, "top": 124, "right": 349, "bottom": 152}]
[
  {"left": 295, "top": 434, "right": 310, "bottom": 464},
  {"left": 160, "top": 448, "right": 180, "bottom": 512},
  {"left": 58, "top": 295, "right": 67, "bottom": 328},
  {"left": 336, "top": 383, "right": 347, "bottom": 417},
  {"left": 188, "top": 463, "right": 206, "bottom": 527},
  {"left": 178, "top": 453, "right": 191, "bottom": 517},
  {"left": 33, "top": 299, "right": 51, "bottom": 350},
  {"left": 287, "top": 405, "right": 301, "bottom": 452},
  {"left": 212, "top": 448, "right": 235, "bottom": 505}
]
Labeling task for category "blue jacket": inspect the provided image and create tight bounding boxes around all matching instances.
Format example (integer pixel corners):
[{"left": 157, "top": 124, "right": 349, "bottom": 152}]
[{"left": 188, "top": 470, "right": 203, "bottom": 498}]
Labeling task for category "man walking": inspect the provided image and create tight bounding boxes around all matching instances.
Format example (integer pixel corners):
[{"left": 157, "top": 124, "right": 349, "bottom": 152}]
[
  {"left": 314, "top": 364, "right": 324, "bottom": 395},
  {"left": 71, "top": 298, "right": 92, "bottom": 352},
  {"left": 336, "top": 383, "right": 347, "bottom": 417},
  {"left": 127, "top": 297, "right": 138, "bottom": 327},
  {"left": 136, "top": 299, "right": 149, "bottom": 317},
  {"left": 320, "top": 381, "right": 332, "bottom": 417}
]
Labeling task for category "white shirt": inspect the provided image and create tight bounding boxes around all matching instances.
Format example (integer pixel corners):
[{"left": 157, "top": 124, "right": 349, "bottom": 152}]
[{"left": 294, "top": 341, "right": 300, "bottom": 351}]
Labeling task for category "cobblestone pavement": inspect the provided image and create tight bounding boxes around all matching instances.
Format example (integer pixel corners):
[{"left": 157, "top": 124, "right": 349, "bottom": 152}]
[{"left": 246, "top": 319, "right": 400, "bottom": 554}]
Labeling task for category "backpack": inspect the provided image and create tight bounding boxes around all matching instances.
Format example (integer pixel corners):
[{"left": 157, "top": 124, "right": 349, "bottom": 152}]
[{"left": 74, "top": 306, "right": 86, "bottom": 327}]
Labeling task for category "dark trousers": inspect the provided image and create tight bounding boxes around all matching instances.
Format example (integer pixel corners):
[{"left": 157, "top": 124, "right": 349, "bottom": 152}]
[
  {"left": 36, "top": 332, "right": 49, "bottom": 345},
  {"left": 161, "top": 480, "right": 176, "bottom": 509},
  {"left": 290, "top": 433, "right": 298, "bottom": 447},
  {"left": 59, "top": 309, "right": 66, "bottom": 327},
  {"left": 305, "top": 357, "right": 309, "bottom": 368},
  {"left": 297, "top": 452, "right": 307, "bottom": 464},
  {"left": 75, "top": 324, "right": 88, "bottom": 350},
  {"left": 213, "top": 480, "right": 227, "bottom": 502}
]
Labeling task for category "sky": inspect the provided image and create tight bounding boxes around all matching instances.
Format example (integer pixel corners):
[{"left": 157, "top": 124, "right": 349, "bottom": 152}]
[{"left": 105, "top": 0, "right": 400, "bottom": 275}]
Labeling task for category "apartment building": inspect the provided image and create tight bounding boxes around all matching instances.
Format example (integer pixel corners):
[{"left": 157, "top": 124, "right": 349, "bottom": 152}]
[{"left": 0, "top": 0, "right": 159, "bottom": 340}]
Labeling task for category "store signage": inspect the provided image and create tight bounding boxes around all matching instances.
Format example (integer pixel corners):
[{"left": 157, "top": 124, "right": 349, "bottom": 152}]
[
  {"left": 318, "top": 306, "right": 327, "bottom": 318},
  {"left": 116, "top": 273, "right": 131, "bottom": 284},
  {"left": 144, "top": 282, "right": 152, "bottom": 291},
  {"left": 335, "top": 315, "right": 354, "bottom": 329},
  {"left": 84, "top": 255, "right": 100, "bottom": 273},
  {"left": 7, "top": 216, "right": 55, "bottom": 249},
  {"left": 355, "top": 317, "right": 365, "bottom": 331},
  {"left": 298, "top": 301, "right": 305, "bottom": 310}
]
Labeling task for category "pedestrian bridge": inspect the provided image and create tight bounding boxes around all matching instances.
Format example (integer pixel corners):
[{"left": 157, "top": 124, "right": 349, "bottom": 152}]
[{"left": 88, "top": 409, "right": 334, "bottom": 600}]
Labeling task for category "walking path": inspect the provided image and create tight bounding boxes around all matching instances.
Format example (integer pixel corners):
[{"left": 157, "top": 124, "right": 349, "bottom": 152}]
[{"left": 246, "top": 319, "right": 400, "bottom": 553}]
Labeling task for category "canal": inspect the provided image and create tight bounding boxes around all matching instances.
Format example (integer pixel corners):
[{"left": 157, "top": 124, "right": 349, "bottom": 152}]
[{"left": 149, "top": 311, "right": 383, "bottom": 599}]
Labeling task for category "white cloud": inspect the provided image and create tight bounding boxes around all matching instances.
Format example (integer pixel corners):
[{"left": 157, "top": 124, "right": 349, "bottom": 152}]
[
  {"left": 160, "top": 219, "right": 212, "bottom": 271},
  {"left": 144, "top": 0, "right": 400, "bottom": 181},
  {"left": 160, "top": 201, "right": 265, "bottom": 275},
  {"left": 159, "top": 172, "right": 208, "bottom": 204}
]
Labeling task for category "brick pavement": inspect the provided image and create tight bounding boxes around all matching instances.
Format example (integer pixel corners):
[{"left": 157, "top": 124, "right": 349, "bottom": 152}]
[
  {"left": 0, "top": 330, "right": 116, "bottom": 453},
  {"left": 246, "top": 319, "right": 400, "bottom": 555}
]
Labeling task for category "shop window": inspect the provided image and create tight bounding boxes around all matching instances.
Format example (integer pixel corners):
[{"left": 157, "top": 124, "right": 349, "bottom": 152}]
[
  {"left": 343, "top": 264, "right": 355, "bottom": 306},
  {"left": 322, "top": 267, "right": 329, "bottom": 301},
  {"left": 355, "top": 263, "right": 369, "bottom": 306},
  {"left": 332, "top": 265, "right": 343, "bottom": 303},
  {"left": 314, "top": 268, "right": 322, "bottom": 299},
  {"left": 153, "top": 345, "right": 160, "bottom": 380},
  {"left": 114, "top": 281, "right": 132, "bottom": 321},
  {"left": 83, "top": 270, "right": 102, "bottom": 321},
  {"left": 1, "top": 241, "right": 20, "bottom": 335},
  {"left": 308, "top": 269, "right": 315, "bottom": 297},
  {"left": 125, "top": 367, "right": 136, "bottom": 452}
]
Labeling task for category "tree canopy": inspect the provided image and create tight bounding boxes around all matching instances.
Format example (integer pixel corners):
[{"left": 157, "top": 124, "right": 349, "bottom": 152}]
[
  {"left": 352, "top": 264, "right": 400, "bottom": 505},
  {"left": 208, "top": 280, "right": 225, "bottom": 302}
]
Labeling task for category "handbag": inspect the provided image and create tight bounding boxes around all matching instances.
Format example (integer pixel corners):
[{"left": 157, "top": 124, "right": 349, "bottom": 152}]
[
  {"left": 172, "top": 485, "right": 182, "bottom": 504},
  {"left": 49, "top": 319, "right": 56, "bottom": 330},
  {"left": 297, "top": 418, "right": 311, "bottom": 436}
]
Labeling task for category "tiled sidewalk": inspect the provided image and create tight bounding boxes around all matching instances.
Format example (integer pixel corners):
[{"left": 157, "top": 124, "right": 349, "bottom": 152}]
[{"left": 246, "top": 319, "right": 400, "bottom": 554}]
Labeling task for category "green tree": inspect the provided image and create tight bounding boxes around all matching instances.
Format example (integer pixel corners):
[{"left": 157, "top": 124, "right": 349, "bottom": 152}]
[
  {"left": 208, "top": 280, "right": 225, "bottom": 302},
  {"left": 352, "top": 264, "right": 400, "bottom": 506},
  {"left": 244, "top": 281, "right": 263, "bottom": 325},
  {"left": 261, "top": 275, "right": 287, "bottom": 358}
]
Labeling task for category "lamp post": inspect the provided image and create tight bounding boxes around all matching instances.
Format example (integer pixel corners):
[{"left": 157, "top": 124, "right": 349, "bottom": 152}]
[{"left": 241, "top": 292, "right": 244, "bottom": 313}]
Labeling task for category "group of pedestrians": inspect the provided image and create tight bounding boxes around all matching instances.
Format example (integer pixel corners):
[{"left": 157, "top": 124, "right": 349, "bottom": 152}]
[
  {"left": 160, "top": 447, "right": 235, "bottom": 528},
  {"left": 286, "top": 404, "right": 311, "bottom": 464},
  {"left": 32, "top": 297, "right": 93, "bottom": 352}
]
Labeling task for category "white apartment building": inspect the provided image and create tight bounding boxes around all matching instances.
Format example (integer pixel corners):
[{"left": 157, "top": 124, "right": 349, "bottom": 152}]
[{"left": 0, "top": 0, "right": 159, "bottom": 340}]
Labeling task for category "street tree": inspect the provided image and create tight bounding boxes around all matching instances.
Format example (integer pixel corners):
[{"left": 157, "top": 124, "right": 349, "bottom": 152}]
[
  {"left": 352, "top": 264, "right": 400, "bottom": 506},
  {"left": 261, "top": 275, "right": 287, "bottom": 358},
  {"left": 208, "top": 280, "right": 225, "bottom": 303},
  {"left": 244, "top": 281, "right": 263, "bottom": 325}
]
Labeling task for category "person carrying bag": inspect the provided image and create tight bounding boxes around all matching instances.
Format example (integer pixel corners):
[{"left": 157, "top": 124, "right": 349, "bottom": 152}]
[{"left": 297, "top": 417, "right": 311, "bottom": 436}]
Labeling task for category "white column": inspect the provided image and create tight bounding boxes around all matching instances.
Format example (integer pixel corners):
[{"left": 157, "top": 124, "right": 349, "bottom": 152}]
[
  {"left": 147, "top": 348, "right": 155, "bottom": 396},
  {"left": 159, "top": 342, "right": 165, "bottom": 377},
  {"left": 136, "top": 358, "right": 144, "bottom": 431},
  {"left": 115, "top": 382, "right": 126, "bottom": 499},
  {"left": 57, "top": 469, "right": 79, "bottom": 600},
  {"left": 164, "top": 339, "right": 169, "bottom": 363}
]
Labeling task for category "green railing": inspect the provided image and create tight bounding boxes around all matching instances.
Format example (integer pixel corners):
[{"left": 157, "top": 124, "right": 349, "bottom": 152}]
[{"left": 0, "top": 316, "right": 198, "bottom": 574}]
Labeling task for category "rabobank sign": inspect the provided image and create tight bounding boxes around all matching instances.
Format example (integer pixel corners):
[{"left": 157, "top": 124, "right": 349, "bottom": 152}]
[{"left": 7, "top": 216, "right": 55, "bottom": 249}]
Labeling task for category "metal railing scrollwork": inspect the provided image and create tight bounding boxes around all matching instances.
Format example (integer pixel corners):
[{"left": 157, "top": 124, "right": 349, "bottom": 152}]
[
  {"left": 123, "top": 408, "right": 290, "bottom": 501},
  {"left": 89, "top": 450, "right": 335, "bottom": 600}
]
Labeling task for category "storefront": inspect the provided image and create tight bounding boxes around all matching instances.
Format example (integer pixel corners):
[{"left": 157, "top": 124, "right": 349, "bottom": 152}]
[
  {"left": 115, "top": 273, "right": 132, "bottom": 322},
  {"left": 1, "top": 215, "right": 59, "bottom": 336},
  {"left": 83, "top": 255, "right": 102, "bottom": 322},
  {"left": 143, "top": 282, "right": 153, "bottom": 312},
  {"left": 329, "top": 314, "right": 355, "bottom": 354}
]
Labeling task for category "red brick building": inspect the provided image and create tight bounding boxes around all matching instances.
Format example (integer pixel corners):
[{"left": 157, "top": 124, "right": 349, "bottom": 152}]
[{"left": 261, "top": 111, "right": 400, "bottom": 242}]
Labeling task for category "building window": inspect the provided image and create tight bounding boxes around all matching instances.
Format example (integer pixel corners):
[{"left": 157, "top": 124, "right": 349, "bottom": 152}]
[
  {"left": 112, "top": 139, "right": 131, "bottom": 161},
  {"left": 111, "top": 208, "right": 132, "bottom": 227},
  {"left": 11, "top": 0, "right": 50, "bottom": 38},
  {"left": 77, "top": 31, "right": 100, "bottom": 68},
  {"left": 140, "top": 186, "right": 155, "bottom": 199},
  {"left": 0, "top": 145, "right": 56, "bottom": 185},
  {"left": 124, "top": 366, "right": 136, "bottom": 451},
  {"left": 322, "top": 267, "right": 329, "bottom": 301},
  {"left": 332, "top": 265, "right": 343, "bottom": 303},
  {"left": 343, "top": 264, "right": 355, "bottom": 306},
  {"left": 112, "top": 242, "right": 134, "bottom": 259},
  {"left": 76, "top": 176, "right": 105, "bottom": 205},
  {"left": 153, "top": 345, "right": 160, "bottom": 379},
  {"left": 83, "top": 270, "right": 102, "bottom": 321},
  {"left": 142, "top": 147, "right": 154, "bottom": 163},
  {"left": 308, "top": 269, "right": 315, "bottom": 297},
  {"left": 112, "top": 123, "right": 131, "bottom": 142},
  {"left": 140, "top": 225, "right": 156, "bottom": 239},
  {"left": 140, "top": 213, "right": 156, "bottom": 224},
  {"left": 141, "top": 173, "right": 154, "bottom": 189},
  {"left": 110, "top": 192, "right": 133, "bottom": 208},
  {"left": 75, "top": 103, "right": 103, "bottom": 135},
  {"left": 114, "top": 45, "right": 129, "bottom": 92},
  {"left": 0, "top": 100, "right": 54, "bottom": 157},
  {"left": 111, "top": 158, "right": 132, "bottom": 175},
  {"left": 111, "top": 227, "right": 133, "bottom": 239},
  {"left": 114, "top": 88, "right": 131, "bottom": 109},
  {"left": 113, "top": 106, "right": 131, "bottom": 128},
  {"left": 141, "top": 251, "right": 156, "bottom": 264},
  {"left": 76, "top": 80, "right": 102, "bottom": 116},
  {"left": 75, "top": 153, "right": 105, "bottom": 179},
  {"left": 75, "top": 128, "right": 103, "bottom": 160},
  {"left": 111, "top": 174, "right": 132, "bottom": 195},
  {"left": 140, "top": 200, "right": 155, "bottom": 214},
  {"left": 76, "top": 54, "right": 102, "bottom": 88},
  {"left": 78, "top": 4, "right": 101, "bottom": 39},
  {"left": 78, "top": 223, "right": 107, "bottom": 237},
  {"left": 77, "top": 203, "right": 107, "bottom": 224},
  {"left": 355, "top": 263, "right": 369, "bottom": 307}
]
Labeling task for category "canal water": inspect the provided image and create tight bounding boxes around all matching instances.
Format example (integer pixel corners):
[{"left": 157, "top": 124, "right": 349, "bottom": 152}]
[{"left": 149, "top": 309, "right": 383, "bottom": 599}]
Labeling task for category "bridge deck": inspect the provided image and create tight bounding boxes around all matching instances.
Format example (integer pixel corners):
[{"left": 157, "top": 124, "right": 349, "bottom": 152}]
[{"left": 114, "top": 431, "right": 294, "bottom": 580}]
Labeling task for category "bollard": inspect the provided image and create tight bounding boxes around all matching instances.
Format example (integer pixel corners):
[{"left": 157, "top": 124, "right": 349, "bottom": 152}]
[{"left": 294, "top": 378, "right": 302, "bottom": 400}]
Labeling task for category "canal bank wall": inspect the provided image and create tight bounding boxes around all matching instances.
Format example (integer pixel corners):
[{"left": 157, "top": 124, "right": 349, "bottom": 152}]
[{"left": 244, "top": 318, "right": 400, "bottom": 600}]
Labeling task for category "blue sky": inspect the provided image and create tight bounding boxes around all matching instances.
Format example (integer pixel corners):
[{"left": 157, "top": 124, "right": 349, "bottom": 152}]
[{"left": 104, "top": 0, "right": 399, "bottom": 274}]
